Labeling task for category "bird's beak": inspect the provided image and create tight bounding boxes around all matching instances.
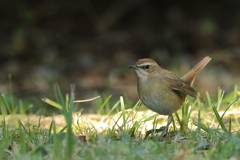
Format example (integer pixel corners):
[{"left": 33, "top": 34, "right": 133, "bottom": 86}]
[{"left": 128, "top": 65, "right": 137, "bottom": 69}]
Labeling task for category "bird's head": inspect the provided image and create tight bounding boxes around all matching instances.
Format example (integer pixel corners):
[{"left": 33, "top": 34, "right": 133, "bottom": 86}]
[{"left": 129, "top": 58, "right": 162, "bottom": 79}]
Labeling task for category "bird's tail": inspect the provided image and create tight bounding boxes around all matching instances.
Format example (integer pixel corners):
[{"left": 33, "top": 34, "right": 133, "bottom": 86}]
[{"left": 181, "top": 56, "right": 211, "bottom": 86}]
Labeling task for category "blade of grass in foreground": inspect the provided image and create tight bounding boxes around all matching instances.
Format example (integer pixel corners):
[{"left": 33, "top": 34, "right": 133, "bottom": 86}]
[
  {"left": 66, "top": 84, "right": 75, "bottom": 159},
  {"left": 50, "top": 84, "right": 75, "bottom": 159},
  {"left": 18, "top": 120, "right": 26, "bottom": 154},
  {"left": 52, "top": 121, "right": 61, "bottom": 158},
  {"left": 212, "top": 105, "right": 228, "bottom": 133},
  {"left": 41, "top": 98, "right": 63, "bottom": 109},
  {"left": 48, "top": 121, "right": 54, "bottom": 138},
  {"left": 18, "top": 120, "right": 37, "bottom": 144},
  {"left": 120, "top": 96, "right": 126, "bottom": 130},
  {"left": 1, "top": 119, "right": 9, "bottom": 149},
  {"left": 98, "top": 95, "right": 112, "bottom": 115},
  {"left": 54, "top": 84, "right": 66, "bottom": 109}
]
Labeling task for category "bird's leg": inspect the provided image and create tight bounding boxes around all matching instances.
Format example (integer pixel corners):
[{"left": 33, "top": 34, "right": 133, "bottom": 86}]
[{"left": 158, "top": 114, "right": 173, "bottom": 141}]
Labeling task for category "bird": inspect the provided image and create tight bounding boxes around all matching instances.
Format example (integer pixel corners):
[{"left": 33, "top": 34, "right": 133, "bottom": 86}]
[{"left": 129, "top": 56, "right": 211, "bottom": 140}]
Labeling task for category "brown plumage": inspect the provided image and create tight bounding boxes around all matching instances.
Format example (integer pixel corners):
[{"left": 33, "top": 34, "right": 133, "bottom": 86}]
[{"left": 129, "top": 56, "right": 211, "bottom": 140}]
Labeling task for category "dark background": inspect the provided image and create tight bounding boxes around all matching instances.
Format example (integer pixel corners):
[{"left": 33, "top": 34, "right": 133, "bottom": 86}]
[{"left": 1, "top": 0, "right": 240, "bottom": 113}]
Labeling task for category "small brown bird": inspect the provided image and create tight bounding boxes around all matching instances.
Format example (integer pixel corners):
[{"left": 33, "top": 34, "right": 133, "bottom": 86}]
[{"left": 129, "top": 56, "right": 211, "bottom": 140}]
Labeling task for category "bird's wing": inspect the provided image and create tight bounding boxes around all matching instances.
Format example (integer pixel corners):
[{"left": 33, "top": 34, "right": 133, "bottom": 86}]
[{"left": 162, "top": 73, "right": 199, "bottom": 99}]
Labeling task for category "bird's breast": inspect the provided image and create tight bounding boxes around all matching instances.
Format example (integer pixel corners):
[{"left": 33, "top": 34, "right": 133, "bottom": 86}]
[{"left": 137, "top": 79, "right": 184, "bottom": 115}]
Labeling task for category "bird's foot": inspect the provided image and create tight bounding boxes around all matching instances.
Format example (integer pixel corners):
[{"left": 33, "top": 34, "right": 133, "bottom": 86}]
[
  {"left": 158, "top": 126, "right": 168, "bottom": 141},
  {"left": 144, "top": 126, "right": 168, "bottom": 140}
]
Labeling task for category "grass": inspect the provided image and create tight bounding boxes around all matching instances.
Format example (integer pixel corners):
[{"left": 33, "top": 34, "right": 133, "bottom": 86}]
[{"left": 0, "top": 85, "right": 240, "bottom": 159}]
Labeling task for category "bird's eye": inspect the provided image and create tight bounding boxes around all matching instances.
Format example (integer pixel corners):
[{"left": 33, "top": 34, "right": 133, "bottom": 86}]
[{"left": 144, "top": 65, "right": 150, "bottom": 70}]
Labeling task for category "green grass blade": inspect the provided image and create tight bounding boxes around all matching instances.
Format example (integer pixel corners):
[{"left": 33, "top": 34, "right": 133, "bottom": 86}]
[
  {"left": 18, "top": 120, "right": 26, "bottom": 154},
  {"left": 42, "top": 98, "right": 62, "bottom": 109},
  {"left": 0, "top": 95, "right": 8, "bottom": 115},
  {"left": 1, "top": 119, "right": 9, "bottom": 149},
  {"left": 54, "top": 84, "right": 66, "bottom": 111},
  {"left": 142, "top": 113, "right": 159, "bottom": 122},
  {"left": 48, "top": 121, "right": 54, "bottom": 138},
  {"left": 88, "top": 120, "right": 99, "bottom": 138},
  {"left": 228, "top": 118, "right": 232, "bottom": 134},
  {"left": 98, "top": 95, "right": 112, "bottom": 115},
  {"left": 175, "top": 112, "right": 182, "bottom": 130},
  {"left": 172, "top": 115, "right": 177, "bottom": 132},
  {"left": 65, "top": 84, "right": 75, "bottom": 159},
  {"left": 106, "top": 100, "right": 120, "bottom": 116},
  {"left": 8, "top": 74, "right": 15, "bottom": 114},
  {"left": 198, "top": 121, "right": 211, "bottom": 133},
  {"left": 217, "top": 87, "right": 224, "bottom": 110},
  {"left": 197, "top": 109, "right": 201, "bottom": 133},
  {"left": 205, "top": 91, "right": 212, "bottom": 108},
  {"left": 18, "top": 120, "right": 37, "bottom": 143},
  {"left": 120, "top": 96, "right": 126, "bottom": 127},
  {"left": 211, "top": 105, "right": 228, "bottom": 133},
  {"left": 66, "top": 93, "right": 69, "bottom": 112},
  {"left": 1, "top": 94, "right": 13, "bottom": 114},
  {"left": 107, "top": 114, "right": 123, "bottom": 140},
  {"left": 19, "top": 99, "right": 24, "bottom": 114},
  {"left": 52, "top": 121, "right": 60, "bottom": 158},
  {"left": 220, "top": 97, "right": 239, "bottom": 120},
  {"left": 59, "top": 125, "right": 68, "bottom": 133}
]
